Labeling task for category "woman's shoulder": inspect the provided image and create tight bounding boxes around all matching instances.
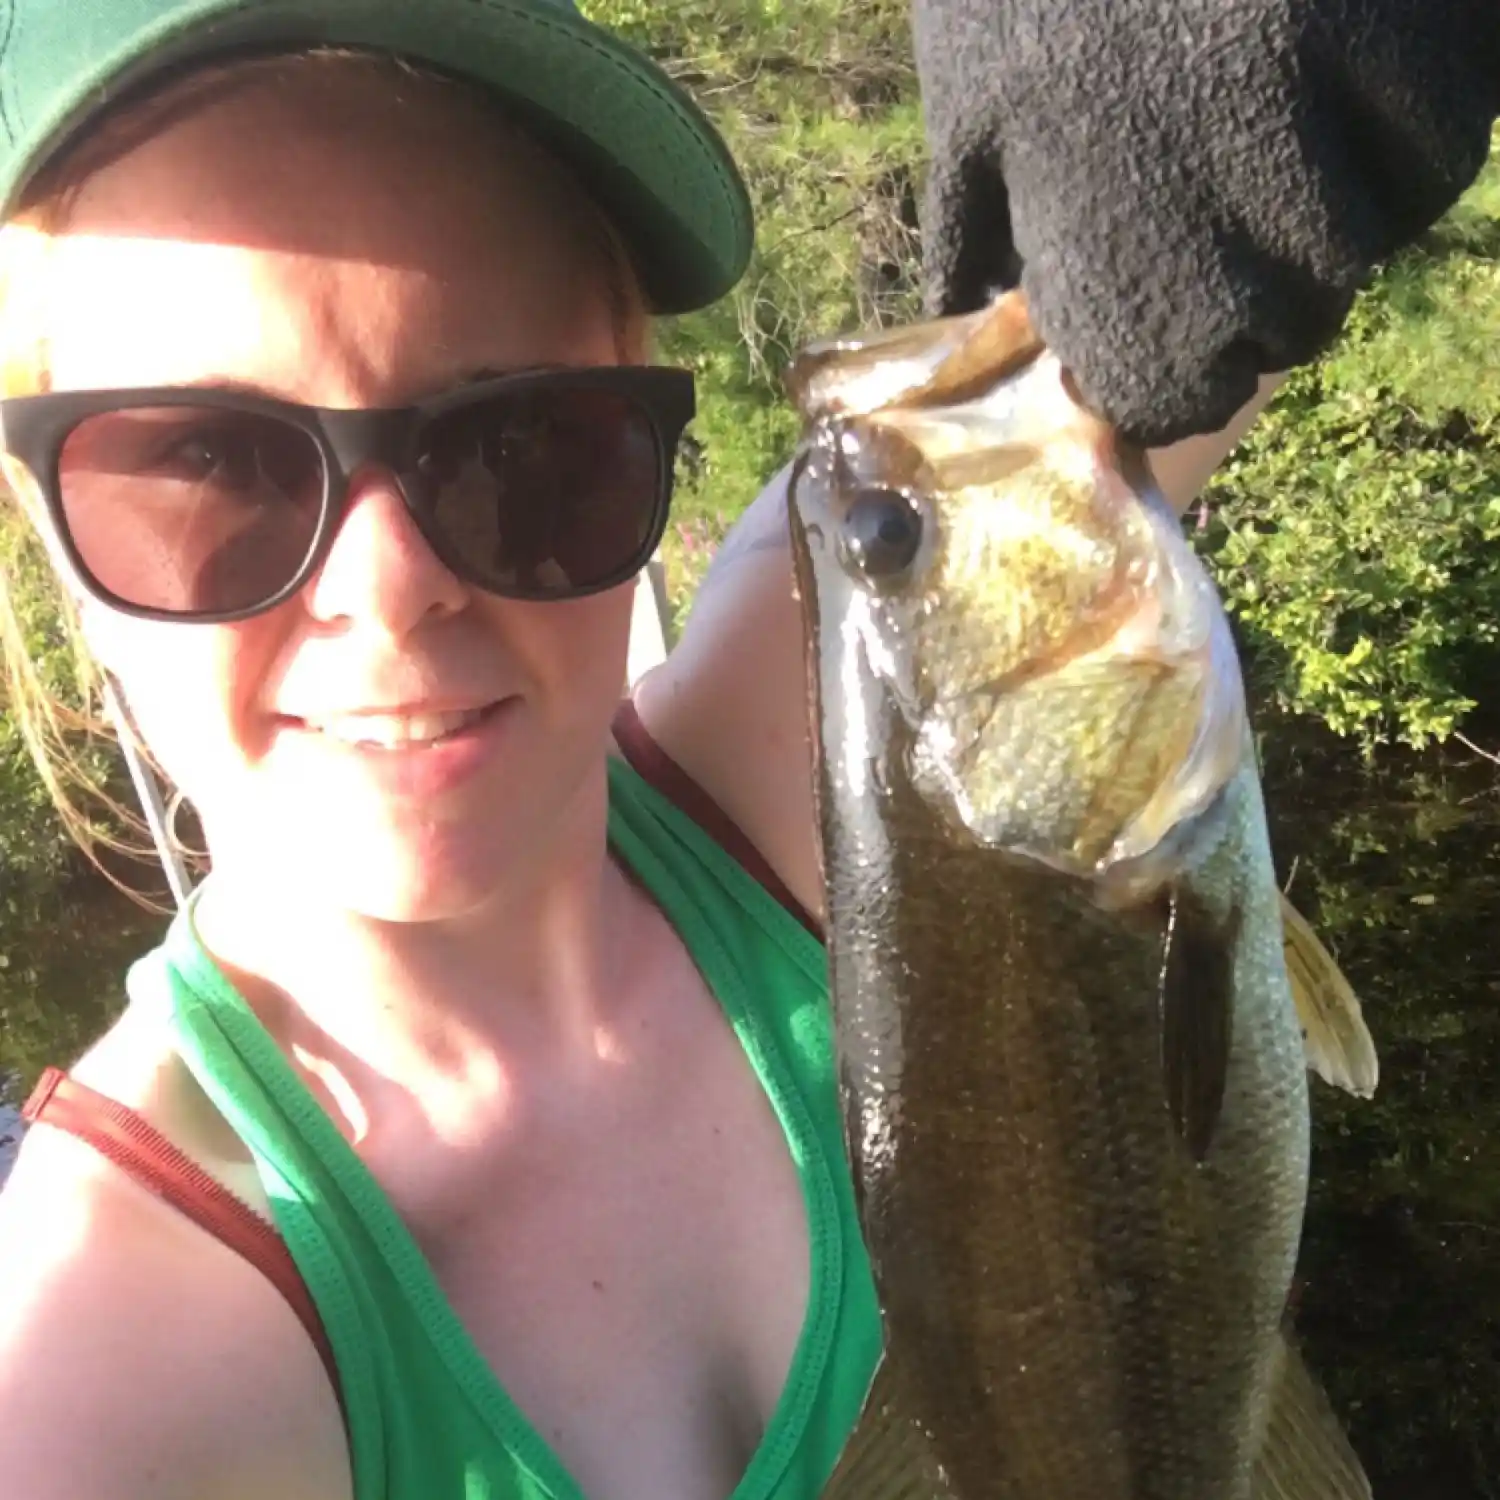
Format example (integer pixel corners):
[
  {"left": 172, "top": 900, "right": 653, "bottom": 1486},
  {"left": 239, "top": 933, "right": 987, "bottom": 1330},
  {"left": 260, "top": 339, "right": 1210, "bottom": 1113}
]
[
  {"left": 0, "top": 1109, "right": 351, "bottom": 1500},
  {"left": 630, "top": 465, "right": 827, "bottom": 931},
  {"left": 0, "top": 1011, "right": 350, "bottom": 1500},
  {"left": 67, "top": 983, "right": 269, "bottom": 1206}
]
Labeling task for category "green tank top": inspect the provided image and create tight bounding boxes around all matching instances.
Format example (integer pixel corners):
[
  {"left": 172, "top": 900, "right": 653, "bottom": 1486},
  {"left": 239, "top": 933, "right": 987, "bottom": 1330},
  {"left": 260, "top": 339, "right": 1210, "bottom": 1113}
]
[{"left": 124, "top": 755, "right": 883, "bottom": 1500}]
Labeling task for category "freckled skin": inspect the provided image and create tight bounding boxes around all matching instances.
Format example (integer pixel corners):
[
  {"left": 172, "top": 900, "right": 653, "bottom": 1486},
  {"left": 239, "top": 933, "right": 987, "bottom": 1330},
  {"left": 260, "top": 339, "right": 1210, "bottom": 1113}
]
[{"left": 789, "top": 298, "right": 1310, "bottom": 1500}]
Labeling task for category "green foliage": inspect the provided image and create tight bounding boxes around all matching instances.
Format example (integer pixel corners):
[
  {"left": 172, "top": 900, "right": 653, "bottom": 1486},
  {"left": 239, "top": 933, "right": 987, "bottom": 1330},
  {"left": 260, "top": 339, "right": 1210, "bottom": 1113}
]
[
  {"left": 0, "top": 877, "right": 160, "bottom": 1095},
  {"left": 589, "top": 0, "right": 925, "bottom": 587},
  {"left": 0, "top": 518, "right": 111, "bottom": 887},
  {"left": 1198, "top": 130, "right": 1500, "bottom": 751}
]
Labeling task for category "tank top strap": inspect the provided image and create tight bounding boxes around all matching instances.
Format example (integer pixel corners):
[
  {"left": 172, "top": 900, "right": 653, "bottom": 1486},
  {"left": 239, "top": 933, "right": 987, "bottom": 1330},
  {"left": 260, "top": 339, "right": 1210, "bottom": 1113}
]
[
  {"left": 20, "top": 1065, "right": 342, "bottom": 1401},
  {"left": 610, "top": 699, "right": 822, "bottom": 941}
]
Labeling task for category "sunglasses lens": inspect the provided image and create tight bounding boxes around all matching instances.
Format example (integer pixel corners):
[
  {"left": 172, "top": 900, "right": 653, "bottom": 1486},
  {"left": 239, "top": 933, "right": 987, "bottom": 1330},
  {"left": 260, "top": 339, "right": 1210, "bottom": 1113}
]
[
  {"left": 420, "top": 384, "right": 666, "bottom": 596},
  {"left": 57, "top": 406, "right": 325, "bottom": 616}
]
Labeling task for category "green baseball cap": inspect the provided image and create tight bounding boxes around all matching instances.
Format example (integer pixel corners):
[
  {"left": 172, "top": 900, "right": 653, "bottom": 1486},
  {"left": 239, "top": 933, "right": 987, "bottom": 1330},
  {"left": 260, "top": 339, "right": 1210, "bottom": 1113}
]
[{"left": 0, "top": 0, "right": 754, "bottom": 313}]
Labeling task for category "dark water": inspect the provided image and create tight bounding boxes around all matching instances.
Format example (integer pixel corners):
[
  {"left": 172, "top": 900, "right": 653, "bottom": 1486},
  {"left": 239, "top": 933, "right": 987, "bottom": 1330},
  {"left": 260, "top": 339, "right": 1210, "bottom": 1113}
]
[
  {"left": 1, "top": 722, "right": 1497, "bottom": 1495},
  {"left": 1258, "top": 723, "right": 1500, "bottom": 1499}
]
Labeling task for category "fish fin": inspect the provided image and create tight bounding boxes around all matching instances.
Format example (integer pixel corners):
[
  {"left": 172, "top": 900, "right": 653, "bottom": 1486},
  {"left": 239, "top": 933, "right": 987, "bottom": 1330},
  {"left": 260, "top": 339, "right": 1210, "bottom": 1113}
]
[
  {"left": 1101, "top": 522, "right": 1248, "bottom": 884},
  {"left": 822, "top": 1359, "right": 959, "bottom": 1500},
  {"left": 1251, "top": 1328, "right": 1372, "bottom": 1500},
  {"left": 1279, "top": 893, "right": 1380, "bottom": 1099},
  {"left": 1160, "top": 886, "right": 1238, "bottom": 1161}
]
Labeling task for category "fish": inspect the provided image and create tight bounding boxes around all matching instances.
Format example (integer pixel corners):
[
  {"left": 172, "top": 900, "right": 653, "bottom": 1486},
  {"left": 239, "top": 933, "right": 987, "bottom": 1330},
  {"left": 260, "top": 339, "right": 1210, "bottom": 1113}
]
[{"left": 783, "top": 291, "right": 1375, "bottom": 1500}]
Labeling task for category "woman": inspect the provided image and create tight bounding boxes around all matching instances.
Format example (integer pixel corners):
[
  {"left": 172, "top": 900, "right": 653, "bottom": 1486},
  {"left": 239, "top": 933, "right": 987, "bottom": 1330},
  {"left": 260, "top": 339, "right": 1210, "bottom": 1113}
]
[{"left": 0, "top": 3, "right": 1264, "bottom": 1498}]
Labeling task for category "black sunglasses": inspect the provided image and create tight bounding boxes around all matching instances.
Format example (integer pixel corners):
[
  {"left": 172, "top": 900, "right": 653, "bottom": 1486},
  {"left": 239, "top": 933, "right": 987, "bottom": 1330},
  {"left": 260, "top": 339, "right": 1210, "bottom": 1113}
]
[{"left": 0, "top": 365, "right": 694, "bottom": 623}]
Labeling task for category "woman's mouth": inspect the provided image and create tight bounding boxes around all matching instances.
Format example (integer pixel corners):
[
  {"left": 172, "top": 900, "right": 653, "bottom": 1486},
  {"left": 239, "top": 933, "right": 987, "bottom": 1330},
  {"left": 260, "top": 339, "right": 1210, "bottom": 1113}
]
[
  {"left": 300, "top": 704, "right": 496, "bottom": 750},
  {"left": 276, "top": 698, "right": 518, "bottom": 800}
]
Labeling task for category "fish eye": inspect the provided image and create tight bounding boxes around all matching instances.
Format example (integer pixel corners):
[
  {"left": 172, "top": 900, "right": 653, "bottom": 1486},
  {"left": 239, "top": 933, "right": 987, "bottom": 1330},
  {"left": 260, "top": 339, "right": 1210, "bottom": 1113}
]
[{"left": 840, "top": 486, "right": 924, "bottom": 583}]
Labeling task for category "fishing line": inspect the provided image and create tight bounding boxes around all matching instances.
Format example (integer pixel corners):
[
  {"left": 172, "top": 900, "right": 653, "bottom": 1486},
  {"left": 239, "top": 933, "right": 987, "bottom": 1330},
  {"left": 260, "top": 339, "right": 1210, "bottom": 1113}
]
[{"left": 102, "top": 678, "right": 192, "bottom": 908}]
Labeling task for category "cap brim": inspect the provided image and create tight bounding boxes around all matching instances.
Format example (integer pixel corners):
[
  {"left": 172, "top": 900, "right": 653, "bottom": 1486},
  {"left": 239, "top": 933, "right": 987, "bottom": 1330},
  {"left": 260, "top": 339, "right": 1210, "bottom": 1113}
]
[{"left": 2, "top": 0, "right": 753, "bottom": 313}]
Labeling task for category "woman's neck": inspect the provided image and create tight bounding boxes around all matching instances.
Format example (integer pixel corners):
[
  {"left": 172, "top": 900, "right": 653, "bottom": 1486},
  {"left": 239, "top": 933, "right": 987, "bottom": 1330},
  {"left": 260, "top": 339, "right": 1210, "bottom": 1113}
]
[{"left": 190, "top": 766, "right": 650, "bottom": 1113}]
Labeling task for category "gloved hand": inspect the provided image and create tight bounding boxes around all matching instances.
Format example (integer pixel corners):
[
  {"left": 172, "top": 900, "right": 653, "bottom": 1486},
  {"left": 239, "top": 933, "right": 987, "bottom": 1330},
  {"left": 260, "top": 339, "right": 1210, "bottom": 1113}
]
[{"left": 911, "top": 0, "right": 1500, "bottom": 447}]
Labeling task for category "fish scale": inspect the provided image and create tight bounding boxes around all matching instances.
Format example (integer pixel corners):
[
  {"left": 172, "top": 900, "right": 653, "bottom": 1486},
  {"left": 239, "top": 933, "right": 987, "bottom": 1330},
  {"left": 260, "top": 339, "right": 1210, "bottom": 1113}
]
[{"left": 789, "top": 293, "right": 1372, "bottom": 1500}]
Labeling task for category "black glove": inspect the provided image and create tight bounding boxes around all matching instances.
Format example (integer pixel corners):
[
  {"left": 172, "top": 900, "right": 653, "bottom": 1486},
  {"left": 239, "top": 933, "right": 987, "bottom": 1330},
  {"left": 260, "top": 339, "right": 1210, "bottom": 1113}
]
[{"left": 912, "top": 0, "right": 1500, "bottom": 447}]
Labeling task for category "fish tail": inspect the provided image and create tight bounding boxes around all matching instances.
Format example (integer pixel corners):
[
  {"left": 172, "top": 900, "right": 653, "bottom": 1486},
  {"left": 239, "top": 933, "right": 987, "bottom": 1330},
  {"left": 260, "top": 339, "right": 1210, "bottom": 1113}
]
[{"left": 1250, "top": 1328, "right": 1372, "bottom": 1500}]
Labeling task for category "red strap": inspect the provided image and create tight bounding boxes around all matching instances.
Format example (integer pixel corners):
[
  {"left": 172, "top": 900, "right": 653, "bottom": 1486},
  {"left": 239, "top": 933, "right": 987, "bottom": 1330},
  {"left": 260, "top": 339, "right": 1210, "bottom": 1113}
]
[
  {"left": 21, "top": 1067, "right": 343, "bottom": 1408},
  {"left": 611, "top": 700, "right": 823, "bottom": 941}
]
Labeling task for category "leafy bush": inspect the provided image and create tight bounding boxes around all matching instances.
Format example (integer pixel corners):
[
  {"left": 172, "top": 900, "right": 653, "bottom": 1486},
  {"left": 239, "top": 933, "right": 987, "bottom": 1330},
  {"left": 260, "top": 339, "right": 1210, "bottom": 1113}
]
[
  {"left": 1197, "top": 131, "right": 1500, "bottom": 751},
  {"left": 0, "top": 520, "right": 114, "bottom": 890}
]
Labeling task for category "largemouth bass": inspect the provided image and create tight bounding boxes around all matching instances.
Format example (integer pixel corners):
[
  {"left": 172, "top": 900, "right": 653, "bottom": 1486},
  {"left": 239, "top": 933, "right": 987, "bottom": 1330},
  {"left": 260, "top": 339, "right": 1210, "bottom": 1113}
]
[{"left": 786, "top": 293, "right": 1374, "bottom": 1500}]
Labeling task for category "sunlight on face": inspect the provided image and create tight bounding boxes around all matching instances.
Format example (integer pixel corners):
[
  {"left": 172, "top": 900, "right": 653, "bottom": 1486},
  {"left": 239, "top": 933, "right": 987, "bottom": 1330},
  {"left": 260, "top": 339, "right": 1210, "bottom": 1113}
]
[{"left": 35, "top": 67, "right": 641, "bottom": 922}]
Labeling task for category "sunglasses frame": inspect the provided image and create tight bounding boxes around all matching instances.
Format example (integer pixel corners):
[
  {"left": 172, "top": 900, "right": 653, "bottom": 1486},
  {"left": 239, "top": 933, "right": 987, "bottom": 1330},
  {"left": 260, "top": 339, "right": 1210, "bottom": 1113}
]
[{"left": 0, "top": 365, "right": 695, "bottom": 624}]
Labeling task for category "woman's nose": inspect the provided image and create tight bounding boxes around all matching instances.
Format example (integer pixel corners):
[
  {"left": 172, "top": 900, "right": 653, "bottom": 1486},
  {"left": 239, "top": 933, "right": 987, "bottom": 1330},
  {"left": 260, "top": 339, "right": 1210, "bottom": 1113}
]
[{"left": 304, "top": 466, "right": 468, "bottom": 636}]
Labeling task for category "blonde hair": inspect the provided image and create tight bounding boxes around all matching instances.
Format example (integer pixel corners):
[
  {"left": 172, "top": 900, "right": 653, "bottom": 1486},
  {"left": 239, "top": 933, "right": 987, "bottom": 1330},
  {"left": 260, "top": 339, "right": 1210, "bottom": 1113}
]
[
  {"left": 0, "top": 217, "right": 127, "bottom": 868},
  {"left": 0, "top": 47, "right": 653, "bottom": 880}
]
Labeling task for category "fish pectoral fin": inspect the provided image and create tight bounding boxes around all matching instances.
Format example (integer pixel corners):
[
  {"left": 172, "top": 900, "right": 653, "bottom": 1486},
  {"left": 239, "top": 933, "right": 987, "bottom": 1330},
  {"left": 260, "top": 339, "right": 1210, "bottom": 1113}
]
[
  {"left": 1251, "top": 1327, "right": 1373, "bottom": 1500},
  {"left": 1280, "top": 893, "right": 1380, "bottom": 1099},
  {"left": 1160, "top": 886, "right": 1238, "bottom": 1161}
]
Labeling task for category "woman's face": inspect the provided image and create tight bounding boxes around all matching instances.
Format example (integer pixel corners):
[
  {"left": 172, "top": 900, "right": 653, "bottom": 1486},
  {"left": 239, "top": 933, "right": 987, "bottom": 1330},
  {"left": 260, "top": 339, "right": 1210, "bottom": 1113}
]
[{"left": 32, "top": 66, "right": 640, "bottom": 921}]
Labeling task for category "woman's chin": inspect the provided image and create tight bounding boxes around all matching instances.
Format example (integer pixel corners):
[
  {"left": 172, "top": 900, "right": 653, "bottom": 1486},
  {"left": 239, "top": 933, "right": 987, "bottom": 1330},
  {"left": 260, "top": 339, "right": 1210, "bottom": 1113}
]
[
  {"left": 196, "top": 716, "right": 612, "bottom": 927},
  {"left": 208, "top": 814, "right": 516, "bottom": 927}
]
